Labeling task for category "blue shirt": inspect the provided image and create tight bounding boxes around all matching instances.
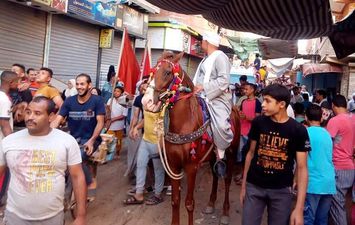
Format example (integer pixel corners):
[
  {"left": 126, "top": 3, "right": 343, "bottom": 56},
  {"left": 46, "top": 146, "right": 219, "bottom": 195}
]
[
  {"left": 306, "top": 126, "right": 336, "bottom": 194},
  {"left": 59, "top": 95, "right": 106, "bottom": 142}
]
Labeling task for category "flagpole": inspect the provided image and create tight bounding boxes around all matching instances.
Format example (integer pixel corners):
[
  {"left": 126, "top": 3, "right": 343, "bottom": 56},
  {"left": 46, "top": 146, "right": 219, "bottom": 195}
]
[
  {"left": 139, "top": 40, "right": 148, "bottom": 81},
  {"left": 107, "top": 27, "right": 126, "bottom": 123}
]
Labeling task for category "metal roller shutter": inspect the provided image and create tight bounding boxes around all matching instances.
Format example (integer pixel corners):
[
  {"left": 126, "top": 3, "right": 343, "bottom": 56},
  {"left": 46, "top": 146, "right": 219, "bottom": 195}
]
[
  {"left": 0, "top": 1, "right": 46, "bottom": 70},
  {"left": 99, "top": 33, "right": 122, "bottom": 89},
  {"left": 48, "top": 15, "right": 99, "bottom": 84}
]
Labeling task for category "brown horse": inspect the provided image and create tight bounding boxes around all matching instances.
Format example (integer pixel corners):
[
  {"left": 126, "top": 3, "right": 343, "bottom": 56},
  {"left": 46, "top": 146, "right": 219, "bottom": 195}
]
[{"left": 142, "top": 51, "right": 240, "bottom": 225}]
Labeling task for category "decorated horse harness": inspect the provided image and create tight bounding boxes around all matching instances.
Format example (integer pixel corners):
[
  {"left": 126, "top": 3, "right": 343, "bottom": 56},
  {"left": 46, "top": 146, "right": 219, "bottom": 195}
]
[{"left": 148, "top": 60, "right": 213, "bottom": 168}]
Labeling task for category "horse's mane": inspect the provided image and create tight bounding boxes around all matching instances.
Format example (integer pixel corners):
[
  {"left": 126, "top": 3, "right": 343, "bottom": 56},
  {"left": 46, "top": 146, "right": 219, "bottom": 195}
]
[{"left": 181, "top": 69, "right": 194, "bottom": 91}]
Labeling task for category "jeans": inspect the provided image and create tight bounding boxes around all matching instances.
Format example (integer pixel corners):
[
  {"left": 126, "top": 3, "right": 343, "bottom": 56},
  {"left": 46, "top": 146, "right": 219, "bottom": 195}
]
[
  {"left": 136, "top": 139, "right": 165, "bottom": 195},
  {"left": 242, "top": 182, "right": 293, "bottom": 225},
  {"left": 236, "top": 135, "right": 248, "bottom": 163},
  {"left": 304, "top": 193, "right": 333, "bottom": 225},
  {"left": 78, "top": 140, "right": 93, "bottom": 185}
]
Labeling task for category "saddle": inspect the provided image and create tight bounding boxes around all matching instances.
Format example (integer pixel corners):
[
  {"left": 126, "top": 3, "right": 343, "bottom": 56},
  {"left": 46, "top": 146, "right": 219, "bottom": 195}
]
[{"left": 163, "top": 96, "right": 236, "bottom": 145}]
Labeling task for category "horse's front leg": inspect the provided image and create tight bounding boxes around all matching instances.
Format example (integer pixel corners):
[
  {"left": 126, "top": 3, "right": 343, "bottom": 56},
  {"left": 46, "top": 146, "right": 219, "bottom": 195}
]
[
  {"left": 203, "top": 159, "right": 218, "bottom": 215},
  {"left": 220, "top": 150, "right": 234, "bottom": 225},
  {"left": 185, "top": 163, "right": 198, "bottom": 225},
  {"left": 171, "top": 178, "right": 181, "bottom": 225}
]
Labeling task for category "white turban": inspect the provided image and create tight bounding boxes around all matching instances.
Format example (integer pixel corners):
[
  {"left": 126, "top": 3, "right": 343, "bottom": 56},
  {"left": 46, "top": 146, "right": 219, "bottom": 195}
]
[{"left": 203, "top": 32, "right": 221, "bottom": 47}]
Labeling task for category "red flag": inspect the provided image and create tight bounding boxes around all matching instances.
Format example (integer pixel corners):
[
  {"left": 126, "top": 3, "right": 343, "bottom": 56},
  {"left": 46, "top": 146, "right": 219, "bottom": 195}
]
[
  {"left": 141, "top": 42, "right": 151, "bottom": 79},
  {"left": 118, "top": 28, "right": 140, "bottom": 95}
]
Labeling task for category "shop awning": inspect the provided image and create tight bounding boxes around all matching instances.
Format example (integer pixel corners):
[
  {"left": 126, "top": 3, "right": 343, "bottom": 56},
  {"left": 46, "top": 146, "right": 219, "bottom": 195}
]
[
  {"left": 302, "top": 63, "right": 343, "bottom": 77},
  {"left": 258, "top": 38, "right": 298, "bottom": 59},
  {"left": 329, "top": 10, "right": 355, "bottom": 59},
  {"left": 145, "top": 0, "right": 333, "bottom": 40}
]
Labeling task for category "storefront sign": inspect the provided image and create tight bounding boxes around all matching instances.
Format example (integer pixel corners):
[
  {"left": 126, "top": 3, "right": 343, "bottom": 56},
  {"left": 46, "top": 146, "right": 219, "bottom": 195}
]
[
  {"left": 183, "top": 32, "right": 190, "bottom": 53},
  {"left": 190, "top": 36, "right": 204, "bottom": 58},
  {"left": 32, "top": 0, "right": 68, "bottom": 12},
  {"left": 99, "top": 29, "right": 114, "bottom": 49},
  {"left": 67, "top": 0, "right": 116, "bottom": 27},
  {"left": 116, "top": 4, "right": 124, "bottom": 29},
  {"left": 122, "top": 5, "right": 144, "bottom": 36}
]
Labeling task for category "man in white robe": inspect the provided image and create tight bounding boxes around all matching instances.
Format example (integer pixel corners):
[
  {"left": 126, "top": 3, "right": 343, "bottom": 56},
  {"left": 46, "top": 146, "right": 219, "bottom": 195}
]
[{"left": 193, "top": 33, "right": 233, "bottom": 174}]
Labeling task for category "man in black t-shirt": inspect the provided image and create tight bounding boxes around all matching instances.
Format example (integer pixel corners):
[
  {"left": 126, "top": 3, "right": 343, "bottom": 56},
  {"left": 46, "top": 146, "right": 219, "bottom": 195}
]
[{"left": 240, "top": 84, "right": 309, "bottom": 225}]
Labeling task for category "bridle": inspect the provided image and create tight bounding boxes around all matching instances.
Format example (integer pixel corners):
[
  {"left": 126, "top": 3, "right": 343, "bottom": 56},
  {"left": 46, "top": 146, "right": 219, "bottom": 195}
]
[{"left": 147, "top": 59, "right": 191, "bottom": 109}]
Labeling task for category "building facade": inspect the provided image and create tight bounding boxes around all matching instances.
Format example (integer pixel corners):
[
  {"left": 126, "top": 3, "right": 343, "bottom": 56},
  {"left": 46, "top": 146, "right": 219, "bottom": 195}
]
[{"left": 0, "top": 0, "right": 157, "bottom": 89}]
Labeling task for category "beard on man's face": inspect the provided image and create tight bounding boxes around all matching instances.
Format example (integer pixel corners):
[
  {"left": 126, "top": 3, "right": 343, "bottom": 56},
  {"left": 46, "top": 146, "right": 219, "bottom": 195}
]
[{"left": 78, "top": 88, "right": 90, "bottom": 97}]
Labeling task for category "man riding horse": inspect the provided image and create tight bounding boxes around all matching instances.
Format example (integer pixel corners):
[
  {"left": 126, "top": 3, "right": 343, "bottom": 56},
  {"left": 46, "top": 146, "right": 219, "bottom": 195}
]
[{"left": 193, "top": 32, "right": 233, "bottom": 175}]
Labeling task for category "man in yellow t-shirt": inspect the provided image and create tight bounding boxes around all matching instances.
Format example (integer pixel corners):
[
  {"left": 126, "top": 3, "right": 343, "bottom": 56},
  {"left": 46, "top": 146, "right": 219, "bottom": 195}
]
[
  {"left": 35, "top": 67, "right": 63, "bottom": 109},
  {"left": 123, "top": 110, "right": 165, "bottom": 205}
]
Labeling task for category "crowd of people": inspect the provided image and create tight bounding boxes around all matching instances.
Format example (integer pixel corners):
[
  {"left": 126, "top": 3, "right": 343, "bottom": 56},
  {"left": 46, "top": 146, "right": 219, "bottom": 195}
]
[
  {"left": 0, "top": 37, "right": 354, "bottom": 225},
  {"left": 234, "top": 75, "right": 355, "bottom": 225}
]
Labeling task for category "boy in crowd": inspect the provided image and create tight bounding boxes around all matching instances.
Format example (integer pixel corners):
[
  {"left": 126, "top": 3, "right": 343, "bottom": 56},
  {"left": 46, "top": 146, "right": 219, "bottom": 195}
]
[
  {"left": 235, "top": 83, "right": 261, "bottom": 184},
  {"left": 35, "top": 67, "right": 63, "bottom": 110},
  {"left": 304, "top": 104, "right": 335, "bottom": 225},
  {"left": 27, "top": 68, "right": 40, "bottom": 96},
  {"left": 106, "top": 85, "right": 128, "bottom": 159},
  {"left": 326, "top": 95, "right": 355, "bottom": 225},
  {"left": 124, "top": 109, "right": 165, "bottom": 205},
  {"left": 240, "top": 84, "right": 309, "bottom": 225},
  {"left": 294, "top": 102, "right": 306, "bottom": 124}
]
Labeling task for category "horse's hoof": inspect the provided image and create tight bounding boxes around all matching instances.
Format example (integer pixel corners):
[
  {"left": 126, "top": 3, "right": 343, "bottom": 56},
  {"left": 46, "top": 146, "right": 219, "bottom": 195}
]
[
  {"left": 202, "top": 206, "right": 214, "bottom": 214},
  {"left": 220, "top": 216, "right": 229, "bottom": 225}
]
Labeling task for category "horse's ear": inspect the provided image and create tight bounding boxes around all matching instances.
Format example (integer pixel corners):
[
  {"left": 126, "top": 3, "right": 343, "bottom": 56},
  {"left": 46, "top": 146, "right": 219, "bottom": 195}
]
[{"left": 173, "top": 52, "right": 184, "bottom": 63}]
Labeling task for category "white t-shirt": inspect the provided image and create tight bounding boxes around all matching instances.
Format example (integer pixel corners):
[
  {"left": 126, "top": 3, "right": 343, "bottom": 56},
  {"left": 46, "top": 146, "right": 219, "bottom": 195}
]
[
  {"left": 0, "top": 91, "right": 13, "bottom": 140},
  {"left": 0, "top": 129, "right": 82, "bottom": 220},
  {"left": 107, "top": 98, "right": 128, "bottom": 131},
  {"left": 287, "top": 104, "right": 295, "bottom": 119}
]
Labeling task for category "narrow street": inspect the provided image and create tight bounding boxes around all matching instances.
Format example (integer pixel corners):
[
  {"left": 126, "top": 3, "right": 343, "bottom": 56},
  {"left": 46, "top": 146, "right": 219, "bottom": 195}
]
[{"left": 65, "top": 138, "right": 264, "bottom": 225}]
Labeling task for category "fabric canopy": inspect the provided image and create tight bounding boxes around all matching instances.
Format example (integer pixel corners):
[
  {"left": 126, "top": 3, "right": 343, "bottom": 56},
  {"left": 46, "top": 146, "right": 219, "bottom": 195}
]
[
  {"left": 227, "top": 36, "right": 259, "bottom": 60},
  {"left": 329, "top": 10, "right": 355, "bottom": 59},
  {"left": 258, "top": 38, "right": 298, "bottom": 59},
  {"left": 146, "top": 0, "right": 333, "bottom": 40},
  {"left": 302, "top": 63, "right": 343, "bottom": 77},
  {"left": 267, "top": 58, "right": 294, "bottom": 77}
]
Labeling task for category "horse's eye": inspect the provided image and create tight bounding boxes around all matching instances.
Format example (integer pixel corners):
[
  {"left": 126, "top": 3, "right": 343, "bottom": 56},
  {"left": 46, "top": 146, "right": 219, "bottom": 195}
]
[{"left": 165, "top": 71, "right": 171, "bottom": 76}]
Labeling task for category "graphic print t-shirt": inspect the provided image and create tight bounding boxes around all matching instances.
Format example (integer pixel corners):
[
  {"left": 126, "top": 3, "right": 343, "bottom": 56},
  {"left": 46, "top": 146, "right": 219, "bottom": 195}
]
[
  {"left": 247, "top": 116, "right": 310, "bottom": 189},
  {"left": 0, "top": 129, "right": 82, "bottom": 220},
  {"left": 59, "top": 95, "right": 106, "bottom": 141}
]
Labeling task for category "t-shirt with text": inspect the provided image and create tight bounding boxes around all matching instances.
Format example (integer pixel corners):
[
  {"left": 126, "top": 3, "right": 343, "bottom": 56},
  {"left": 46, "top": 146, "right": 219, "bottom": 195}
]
[
  {"left": 59, "top": 95, "right": 106, "bottom": 142},
  {"left": 0, "top": 129, "right": 82, "bottom": 220},
  {"left": 247, "top": 116, "right": 310, "bottom": 189}
]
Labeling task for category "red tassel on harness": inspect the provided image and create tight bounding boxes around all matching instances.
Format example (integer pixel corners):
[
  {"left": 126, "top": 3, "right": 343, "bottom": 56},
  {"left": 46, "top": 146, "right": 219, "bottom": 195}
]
[
  {"left": 172, "top": 64, "right": 180, "bottom": 74},
  {"left": 190, "top": 142, "right": 197, "bottom": 161}
]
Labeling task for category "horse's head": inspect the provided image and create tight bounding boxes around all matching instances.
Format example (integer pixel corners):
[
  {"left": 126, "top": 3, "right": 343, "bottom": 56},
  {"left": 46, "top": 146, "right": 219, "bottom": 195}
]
[{"left": 142, "top": 51, "right": 184, "bottom": 112}]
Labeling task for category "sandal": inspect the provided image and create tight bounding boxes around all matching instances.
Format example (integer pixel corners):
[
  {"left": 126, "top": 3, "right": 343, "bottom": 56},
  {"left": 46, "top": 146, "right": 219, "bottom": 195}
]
[
  {"left": 123, "top": 196, "right": 144, "bottom": 205},
  {"left": 87, "top": 188, "right": 96, "bottom": 202},
  {"left": 145, "top": 195, "right": 163, "bottom": 205}
]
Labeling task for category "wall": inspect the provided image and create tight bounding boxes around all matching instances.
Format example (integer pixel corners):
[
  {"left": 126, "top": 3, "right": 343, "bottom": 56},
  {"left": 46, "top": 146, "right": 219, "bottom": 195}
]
[
  {"left": 340, "top": 66, "right": 350, "bottom": 97},
  {"left": 349, "top": 64, "right": 355, "bottom": 98}
]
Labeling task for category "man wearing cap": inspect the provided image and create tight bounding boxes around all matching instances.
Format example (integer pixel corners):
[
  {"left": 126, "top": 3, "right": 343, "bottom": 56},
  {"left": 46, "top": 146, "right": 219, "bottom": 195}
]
[{"left": 193, "top": 33, "right": 233, "bottom": 175}]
